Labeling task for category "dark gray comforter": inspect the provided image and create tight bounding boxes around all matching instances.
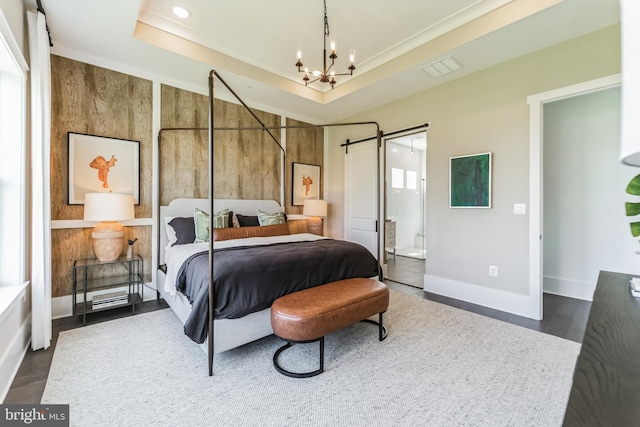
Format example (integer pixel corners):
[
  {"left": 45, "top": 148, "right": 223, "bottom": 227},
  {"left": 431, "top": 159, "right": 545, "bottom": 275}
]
[{"left": 175, "top": 239, "right": 381, "bottom": 343}]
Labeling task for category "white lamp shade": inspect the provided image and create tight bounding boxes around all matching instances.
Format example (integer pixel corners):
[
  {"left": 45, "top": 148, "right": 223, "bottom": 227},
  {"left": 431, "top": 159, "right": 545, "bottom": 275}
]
[
  {"left": 84, "top": 193, "right": 135, "bottom": 222},
  {"left": 303, "top": 199, "right": 327, "bottom": 217},
  {"left": 621, "top": 0, "right": 640, "bottom": 166}
]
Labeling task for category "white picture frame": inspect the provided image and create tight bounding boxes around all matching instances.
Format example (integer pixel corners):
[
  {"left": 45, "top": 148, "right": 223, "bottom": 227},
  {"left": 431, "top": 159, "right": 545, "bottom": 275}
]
[
  {"left": 292, "top": 162, "right": 320, "bottom": 206},
  {"left": 68, "top": 132, "right": 140, "bottom": 205}
]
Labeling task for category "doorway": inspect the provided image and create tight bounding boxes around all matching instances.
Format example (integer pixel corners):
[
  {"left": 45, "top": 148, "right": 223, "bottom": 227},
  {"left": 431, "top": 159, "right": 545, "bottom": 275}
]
[
  {"left": 543, "top": 85, "right": 637, "bottom": 302},
  {"left": 528, "top": 74, "right": 621, "bottom": 320},
  {"left": 384, "top": 131, "right": 427, "bottom": 288}
]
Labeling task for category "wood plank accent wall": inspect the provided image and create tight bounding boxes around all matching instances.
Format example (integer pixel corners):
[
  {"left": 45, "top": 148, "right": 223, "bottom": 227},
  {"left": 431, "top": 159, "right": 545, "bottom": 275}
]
[
  {"left": 50, "top": 55, "right": 153, "bottom": 297},
  {"left": 285, "top": 118, "right": 324, "bottom": 215},
  {"left": 49, "top": 59, "right": 323, "bottom": 298},
  {"left": 160, "top": 85, "right": 282, "bottom": 205}
]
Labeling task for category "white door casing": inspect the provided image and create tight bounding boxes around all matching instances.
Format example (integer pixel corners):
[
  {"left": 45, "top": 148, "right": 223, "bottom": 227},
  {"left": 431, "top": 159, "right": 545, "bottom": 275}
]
[{"left": 527, "top": 73, "right": 621, "bottom": 320}]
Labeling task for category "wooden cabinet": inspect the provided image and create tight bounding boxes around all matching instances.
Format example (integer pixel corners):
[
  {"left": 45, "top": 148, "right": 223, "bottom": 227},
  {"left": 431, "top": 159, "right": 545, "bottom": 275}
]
[
  {"left": 385, "top": 221, "right": 396, "bottom": 258},
  {"left": 563, "top": 271, "right": 640, "bottom": 426},
  {"left": 307, "top": 218, "right": 323, "bottom": 236},
  {"left": 288, "top": 218, "right": 323, "bottom": 236}
]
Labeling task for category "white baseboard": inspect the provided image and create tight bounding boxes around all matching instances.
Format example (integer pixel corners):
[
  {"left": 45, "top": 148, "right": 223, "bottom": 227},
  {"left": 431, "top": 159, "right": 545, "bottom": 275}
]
[
  {"left": 423, "top": 274, "right": 541, "bottom": 320},
  {"left": 0, "top": 311, "right": 31, "bottom": 403},
  {"left": 52, "top": 282, "right": 159, "bottom": 319},
  {"left": 543, "top": 276, "right": 595, "bottom": 301}
]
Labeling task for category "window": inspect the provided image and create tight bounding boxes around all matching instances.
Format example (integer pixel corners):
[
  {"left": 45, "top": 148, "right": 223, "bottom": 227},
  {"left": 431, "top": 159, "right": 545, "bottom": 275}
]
[
  {"left": 407, "top": 170, "right": 417, "bottom": 190},
  {"left": 392, "top": 168, "right": 404, "bottom": 189},
  {"left": 0, "top": 15, "right": 27, "bottom": 288}
]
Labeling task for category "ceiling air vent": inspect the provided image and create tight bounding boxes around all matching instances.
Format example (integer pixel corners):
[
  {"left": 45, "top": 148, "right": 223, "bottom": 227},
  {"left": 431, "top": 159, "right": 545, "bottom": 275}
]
[{"left": 420, "top": 56, "right": 463, "bottom": 78}]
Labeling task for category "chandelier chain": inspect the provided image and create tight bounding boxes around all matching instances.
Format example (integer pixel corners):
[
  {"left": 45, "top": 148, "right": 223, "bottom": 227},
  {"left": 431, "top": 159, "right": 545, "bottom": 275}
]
[{"left": 324, "top": 0, "right": 329, "bottom": 38}]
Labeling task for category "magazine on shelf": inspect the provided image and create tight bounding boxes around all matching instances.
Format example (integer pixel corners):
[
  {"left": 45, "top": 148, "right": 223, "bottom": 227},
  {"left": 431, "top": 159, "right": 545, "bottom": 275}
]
[
  {"left": 92, "top": 290, "right": 128, "bottom": 308},
  {"left": 92, "top": 299, "right": 129, "bottom": 309}
]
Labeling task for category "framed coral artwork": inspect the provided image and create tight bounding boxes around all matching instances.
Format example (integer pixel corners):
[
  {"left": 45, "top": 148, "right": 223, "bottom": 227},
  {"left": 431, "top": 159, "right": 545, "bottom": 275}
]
[
  {"left": 292, "top": 162, "right": 320, "bottom": 206},
  {"left": 68, "top": 132, "right": 140, "bottom": 205}
]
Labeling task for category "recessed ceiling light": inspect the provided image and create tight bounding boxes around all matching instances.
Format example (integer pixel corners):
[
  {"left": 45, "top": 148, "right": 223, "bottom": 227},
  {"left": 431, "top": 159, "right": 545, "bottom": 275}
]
[{"left": 172, "top": 6, "right": 190, "bottom": 19}]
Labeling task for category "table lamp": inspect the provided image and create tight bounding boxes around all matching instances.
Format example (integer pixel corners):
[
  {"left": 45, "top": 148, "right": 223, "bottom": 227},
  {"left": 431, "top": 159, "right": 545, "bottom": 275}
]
[
  {"left": 84, "top": 192, "right": 135, "bottom": 261},
  {"left": 303, "top": 199, "right": 327, "bottom": 236}
]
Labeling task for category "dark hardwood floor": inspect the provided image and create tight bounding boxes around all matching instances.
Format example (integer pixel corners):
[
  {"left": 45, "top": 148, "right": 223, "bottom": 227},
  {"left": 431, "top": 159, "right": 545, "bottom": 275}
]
[
  {"left": 4, "top": 268, "right": 591, "bottom": 404},
  {"left": 3, "top": 298, "right": 168, "bottom": 405},
  {"left": 384, "top": 255, "right": 591, "bottom": 343},
  {"left": 386, "top": 253, "right": 425, "bottom": 288}
]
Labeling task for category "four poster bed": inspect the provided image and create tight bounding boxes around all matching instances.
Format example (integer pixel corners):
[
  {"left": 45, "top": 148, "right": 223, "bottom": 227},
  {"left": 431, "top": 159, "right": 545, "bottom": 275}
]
[
  {"left": 157, "top": 70, "right": 383, "bottom": 375},
  {"left": 156, "top": 197, "right": 381, "bottom": 354}
]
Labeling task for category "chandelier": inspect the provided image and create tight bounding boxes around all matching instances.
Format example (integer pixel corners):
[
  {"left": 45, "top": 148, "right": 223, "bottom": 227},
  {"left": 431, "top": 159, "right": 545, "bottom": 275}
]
[{"left": 295, "top": 0, "right": 355, "bottom": 89}]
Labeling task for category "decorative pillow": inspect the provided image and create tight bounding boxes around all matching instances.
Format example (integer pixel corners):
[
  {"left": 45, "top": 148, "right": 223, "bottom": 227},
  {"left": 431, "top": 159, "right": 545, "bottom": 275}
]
[
  {"left": 227, "top": 211, "right": 235, "bottom": 228},
  {"left": 167, "top": 216, "right": 196, "bottom": 246},
  {"left": 194, "top": 208, "right": 229, "bottom": 243},
  {"left": 214, "top": 208, "right": 230, "bottom": 229},
  {"left": 232, "top": 214, "right": 240, "bottom": 228},
  {"left": 257, "top": 210, "right": 286, "bottom": 226},
  {"left": 213, "top": 223, "right": 290, "bottom": 241},
  {"left": 236, "top": 214, "right": 260, "bottom": 227},
  {"left": 165, "top": 217, "right": 177, "bottom": 246}
]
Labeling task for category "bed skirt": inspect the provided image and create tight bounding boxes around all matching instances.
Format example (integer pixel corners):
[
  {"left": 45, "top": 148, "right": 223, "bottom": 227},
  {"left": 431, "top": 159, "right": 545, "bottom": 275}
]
[{"left": 156, "top": 269, "right": 274, "bottom": 354}]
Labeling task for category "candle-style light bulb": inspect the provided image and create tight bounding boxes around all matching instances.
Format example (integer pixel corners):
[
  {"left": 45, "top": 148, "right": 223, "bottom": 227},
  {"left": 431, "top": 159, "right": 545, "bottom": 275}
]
[
  {"left": 329, "top": 33, "right": 337, "bottom": 59},
  {"left": 295, "top": 44, "right": 303, "bottom": 68}
]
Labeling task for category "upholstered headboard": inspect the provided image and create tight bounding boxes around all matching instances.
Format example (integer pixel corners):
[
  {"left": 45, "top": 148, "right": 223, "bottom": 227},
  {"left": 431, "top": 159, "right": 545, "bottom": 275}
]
[{"left": 158, "top": 198, "right": 283, "bottom": 266}]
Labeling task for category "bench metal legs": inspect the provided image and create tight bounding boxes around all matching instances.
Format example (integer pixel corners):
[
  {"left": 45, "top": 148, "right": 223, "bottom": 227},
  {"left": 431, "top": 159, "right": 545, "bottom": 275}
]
[
  {"left": 361, "top": 312, "right": 388, "bottom": 341},
  {"left": 272, "top": 311, "right": 387, "bottom": 378},
  {"left": 273, "top": 337, "right": 325, "bottom": 378}
]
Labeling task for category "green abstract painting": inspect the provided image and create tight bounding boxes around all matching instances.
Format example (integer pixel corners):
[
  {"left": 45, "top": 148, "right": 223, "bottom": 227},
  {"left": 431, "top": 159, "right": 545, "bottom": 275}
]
[{"left": 449, "top": 152, "right": 492, "bottom": 208}]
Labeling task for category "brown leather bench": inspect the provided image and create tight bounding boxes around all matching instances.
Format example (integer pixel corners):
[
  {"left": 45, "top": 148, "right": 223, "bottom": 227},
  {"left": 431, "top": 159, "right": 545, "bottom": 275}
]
[{"left": 270, "top": 278, "right": 389, "bottom": 378}]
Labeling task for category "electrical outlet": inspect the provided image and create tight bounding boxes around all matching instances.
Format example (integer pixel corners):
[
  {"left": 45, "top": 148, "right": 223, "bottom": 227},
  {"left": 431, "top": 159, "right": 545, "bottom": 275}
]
[{"left": 489, "top": 265, "right": 498, "bottom": 277}]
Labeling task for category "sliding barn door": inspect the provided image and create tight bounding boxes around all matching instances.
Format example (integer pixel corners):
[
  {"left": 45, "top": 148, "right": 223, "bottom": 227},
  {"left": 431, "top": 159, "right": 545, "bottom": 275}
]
[{"left": 344, "top": 140, "right": 380, "bottom": 260}]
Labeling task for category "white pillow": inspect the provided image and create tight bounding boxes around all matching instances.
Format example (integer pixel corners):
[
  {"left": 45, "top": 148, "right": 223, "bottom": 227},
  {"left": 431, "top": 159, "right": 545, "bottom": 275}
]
[{"left": 164, "top": 216, "right": 177, "bottom": 247}]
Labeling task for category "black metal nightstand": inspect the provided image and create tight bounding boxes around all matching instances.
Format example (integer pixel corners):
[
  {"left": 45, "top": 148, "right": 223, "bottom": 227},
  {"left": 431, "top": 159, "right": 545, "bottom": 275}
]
[{"left": 72, "top": 255, "right": 144, "bottom": 325}]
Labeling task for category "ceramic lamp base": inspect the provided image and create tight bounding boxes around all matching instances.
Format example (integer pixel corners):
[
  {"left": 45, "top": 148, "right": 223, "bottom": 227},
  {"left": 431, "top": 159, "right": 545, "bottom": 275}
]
[{"left": 92, "top": 221, "right": 125, "bottom": 262}]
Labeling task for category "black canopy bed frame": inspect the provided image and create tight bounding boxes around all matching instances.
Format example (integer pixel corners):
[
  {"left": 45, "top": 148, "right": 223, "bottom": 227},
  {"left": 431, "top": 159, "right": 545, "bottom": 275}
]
[{"left": 157, "top": 70, "right": 384, "bottom": 376}]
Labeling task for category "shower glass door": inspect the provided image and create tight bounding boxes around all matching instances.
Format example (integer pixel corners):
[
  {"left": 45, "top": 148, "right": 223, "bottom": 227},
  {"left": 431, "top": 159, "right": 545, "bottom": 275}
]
[{"left": 384, "top": 132, "right": 427, "bottom": 288}]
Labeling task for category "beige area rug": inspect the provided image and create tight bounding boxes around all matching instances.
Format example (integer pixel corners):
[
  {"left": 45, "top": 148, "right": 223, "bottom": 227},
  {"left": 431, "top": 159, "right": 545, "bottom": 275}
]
[{"left": 42, "top": 291, "right": 579, "bottom": 427}]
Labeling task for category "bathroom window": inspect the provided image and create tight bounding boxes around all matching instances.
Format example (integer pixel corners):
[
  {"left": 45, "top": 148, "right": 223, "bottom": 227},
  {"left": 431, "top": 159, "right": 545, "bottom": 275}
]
[
  {"left": 407, "top": 170, "right": 417, "bottom": 190},
  {"left": 391, "top": 168, "right": 404, "bottom": 189}
]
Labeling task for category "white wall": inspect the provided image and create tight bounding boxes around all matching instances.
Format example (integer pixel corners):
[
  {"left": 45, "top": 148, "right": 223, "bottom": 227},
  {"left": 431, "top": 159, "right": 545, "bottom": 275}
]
[
  {"left": 0, "top": 288, "right": 30, "bottom": 402},
  {"left": 0, "top": 0, "right": 26, "bottom": 54},
  {"left": 543, "top": 86, "right": 636, "bottom": 300},
  {"left": 326, "top": 25, "right": 621, "bottom": 317}
]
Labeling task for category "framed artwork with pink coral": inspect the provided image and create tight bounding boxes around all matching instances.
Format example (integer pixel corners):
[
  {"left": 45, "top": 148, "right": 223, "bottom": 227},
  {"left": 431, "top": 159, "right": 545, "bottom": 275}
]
[
  {"left": 68, "top": 132, "right": 140, "bottom": 205},
  {"left": 292, "top": 162, "right": 320, "bottom": 206}
]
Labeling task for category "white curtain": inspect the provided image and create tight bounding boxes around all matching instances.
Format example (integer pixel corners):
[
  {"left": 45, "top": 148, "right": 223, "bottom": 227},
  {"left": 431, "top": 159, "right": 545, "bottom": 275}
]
[{"left": 28, "top": 10, "right": 52, "bottom": 351}]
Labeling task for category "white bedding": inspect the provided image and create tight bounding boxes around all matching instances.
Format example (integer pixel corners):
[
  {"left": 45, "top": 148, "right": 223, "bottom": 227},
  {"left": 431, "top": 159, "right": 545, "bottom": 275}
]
[{"left": 163, "top": 233, "right": 327, "bottom": 295}]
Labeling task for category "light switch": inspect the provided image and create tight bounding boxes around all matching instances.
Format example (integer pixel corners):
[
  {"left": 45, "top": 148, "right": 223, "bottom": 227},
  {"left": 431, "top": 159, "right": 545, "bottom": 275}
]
[{"left": 513, "top": 203, "right": 526, "bottom": 215}]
